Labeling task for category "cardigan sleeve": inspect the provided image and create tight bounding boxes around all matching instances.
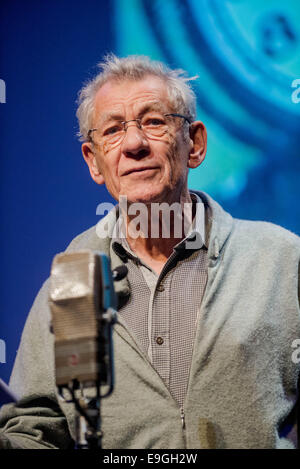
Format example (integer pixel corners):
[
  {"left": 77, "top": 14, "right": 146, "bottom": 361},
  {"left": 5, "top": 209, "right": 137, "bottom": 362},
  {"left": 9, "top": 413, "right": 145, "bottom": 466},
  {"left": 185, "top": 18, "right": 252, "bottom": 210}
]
[{"left": 0, "top": 280, "right": 74, "bottom": 449}]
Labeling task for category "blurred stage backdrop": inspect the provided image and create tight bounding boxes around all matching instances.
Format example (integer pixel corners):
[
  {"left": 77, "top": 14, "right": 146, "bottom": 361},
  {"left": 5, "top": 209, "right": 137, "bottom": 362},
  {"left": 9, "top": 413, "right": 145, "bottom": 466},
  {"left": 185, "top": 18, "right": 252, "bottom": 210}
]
[{"left": 0, "top": 0, "right": 300, "bottom": 382}]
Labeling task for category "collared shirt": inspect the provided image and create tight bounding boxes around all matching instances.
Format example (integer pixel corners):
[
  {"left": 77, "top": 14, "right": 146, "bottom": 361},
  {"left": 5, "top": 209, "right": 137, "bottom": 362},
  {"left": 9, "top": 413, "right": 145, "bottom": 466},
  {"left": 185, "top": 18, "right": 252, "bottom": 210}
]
[{"left": 112, "top": 192, "right": 208, "bottom": 408}]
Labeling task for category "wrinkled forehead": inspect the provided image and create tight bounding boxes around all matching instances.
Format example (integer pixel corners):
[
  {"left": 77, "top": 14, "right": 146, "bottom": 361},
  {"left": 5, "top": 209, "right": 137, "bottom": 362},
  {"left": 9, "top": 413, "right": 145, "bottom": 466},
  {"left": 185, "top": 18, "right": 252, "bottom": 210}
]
[{"left": 92, "top": 76, "right": 173, "bottom": 124}]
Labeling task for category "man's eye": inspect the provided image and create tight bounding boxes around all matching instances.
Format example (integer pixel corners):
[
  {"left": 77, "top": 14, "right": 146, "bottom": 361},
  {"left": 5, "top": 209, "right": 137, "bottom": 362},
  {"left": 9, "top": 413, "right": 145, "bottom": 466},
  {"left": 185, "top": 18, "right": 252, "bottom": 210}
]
[
  {"left": 104, "top": 125, "right": 122, "bottom": 136},
  {"left": 144, "top": 118, "right": 165, "bottom": 126}
]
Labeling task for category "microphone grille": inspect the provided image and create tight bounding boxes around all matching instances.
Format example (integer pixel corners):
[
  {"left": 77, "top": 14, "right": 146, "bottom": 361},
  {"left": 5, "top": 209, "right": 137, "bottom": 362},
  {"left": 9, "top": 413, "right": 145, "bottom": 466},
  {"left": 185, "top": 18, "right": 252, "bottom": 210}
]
[{"left": 49, "top": 251, "right": 101, "bottom": 341}]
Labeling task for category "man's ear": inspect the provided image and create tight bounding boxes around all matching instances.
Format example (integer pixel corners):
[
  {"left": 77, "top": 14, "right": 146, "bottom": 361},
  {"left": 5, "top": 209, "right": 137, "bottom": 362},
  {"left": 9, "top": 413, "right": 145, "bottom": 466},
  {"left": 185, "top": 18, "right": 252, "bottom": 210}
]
[
  {"left": 81, "top": 142, "right": 105, "bottom": 185},
  {"left": 187, "top": 121, "right": 207, "bottom": 169}
]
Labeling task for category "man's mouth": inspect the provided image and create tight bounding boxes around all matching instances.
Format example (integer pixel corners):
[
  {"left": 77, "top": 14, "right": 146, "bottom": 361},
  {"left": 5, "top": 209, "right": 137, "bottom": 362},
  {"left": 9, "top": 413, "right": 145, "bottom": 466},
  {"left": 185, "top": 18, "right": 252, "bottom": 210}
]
[{"left": 122, "top": 167, "right": 159, "bottom": 176}]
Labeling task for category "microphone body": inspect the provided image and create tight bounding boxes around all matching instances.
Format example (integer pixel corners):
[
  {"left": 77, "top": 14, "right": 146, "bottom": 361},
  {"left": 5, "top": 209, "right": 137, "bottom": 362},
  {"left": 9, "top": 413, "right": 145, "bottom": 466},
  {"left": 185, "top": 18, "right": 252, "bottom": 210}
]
[{"left": 49, "top": 250, "right": 117, "bottom": 388}]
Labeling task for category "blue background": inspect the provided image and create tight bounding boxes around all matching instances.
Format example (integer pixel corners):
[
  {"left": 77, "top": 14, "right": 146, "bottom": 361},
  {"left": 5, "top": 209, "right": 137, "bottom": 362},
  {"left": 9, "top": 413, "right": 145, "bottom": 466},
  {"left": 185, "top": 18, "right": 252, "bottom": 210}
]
[{"left": 0, "top": 0, "right": 300, "bottom": 383}]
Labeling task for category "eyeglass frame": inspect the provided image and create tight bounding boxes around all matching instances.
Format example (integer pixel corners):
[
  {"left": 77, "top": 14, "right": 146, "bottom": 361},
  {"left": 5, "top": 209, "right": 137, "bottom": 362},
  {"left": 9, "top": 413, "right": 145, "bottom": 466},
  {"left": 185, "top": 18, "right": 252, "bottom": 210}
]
[{"left": 87, "top": 113, "right": 192, "bottom": 142}]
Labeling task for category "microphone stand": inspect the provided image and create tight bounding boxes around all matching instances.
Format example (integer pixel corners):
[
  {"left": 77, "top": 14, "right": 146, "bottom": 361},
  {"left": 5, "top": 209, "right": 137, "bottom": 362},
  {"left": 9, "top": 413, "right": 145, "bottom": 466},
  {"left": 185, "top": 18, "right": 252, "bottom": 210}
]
[
  {"left": 72, "top": 384, "right": 103, "bottom": 449},
  {"left": 58, "top": 307, "right": 117, "bottom": 450}
]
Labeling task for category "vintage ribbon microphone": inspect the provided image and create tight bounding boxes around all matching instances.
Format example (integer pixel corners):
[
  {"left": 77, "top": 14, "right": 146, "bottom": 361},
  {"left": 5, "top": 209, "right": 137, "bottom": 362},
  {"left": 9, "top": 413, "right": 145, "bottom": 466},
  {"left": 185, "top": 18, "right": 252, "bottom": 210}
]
[{"left": 49, "top": 250, "right": 127, "bottom": 449}]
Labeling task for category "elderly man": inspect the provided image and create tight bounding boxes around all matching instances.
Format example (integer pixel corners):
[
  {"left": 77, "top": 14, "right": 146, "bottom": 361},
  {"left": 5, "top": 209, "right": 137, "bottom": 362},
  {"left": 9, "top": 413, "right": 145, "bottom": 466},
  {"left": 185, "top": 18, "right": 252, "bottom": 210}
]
[{"left": 0, "top": 55, "right": 300, "bottom": 449}]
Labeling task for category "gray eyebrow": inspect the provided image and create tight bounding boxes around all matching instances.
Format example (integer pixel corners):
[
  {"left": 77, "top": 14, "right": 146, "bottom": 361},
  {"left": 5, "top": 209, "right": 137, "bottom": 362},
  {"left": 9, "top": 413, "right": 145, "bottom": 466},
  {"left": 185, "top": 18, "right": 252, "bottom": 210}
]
[
  {"left": 136, "top": 102, "right": 167, "bottom": 117},
  {"left": 98, "top": 112, "right": 124, "bottom": 127}
]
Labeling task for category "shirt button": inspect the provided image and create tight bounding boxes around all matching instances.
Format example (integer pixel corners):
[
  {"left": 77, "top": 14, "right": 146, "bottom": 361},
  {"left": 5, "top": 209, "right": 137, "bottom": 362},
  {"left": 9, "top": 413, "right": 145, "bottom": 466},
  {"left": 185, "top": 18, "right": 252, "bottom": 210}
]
[
  {"left": 156, "top": 284, "right": 165, "bottom": 292},
  {"left": 156, "top": 337, "right": 164, "bottom": 345}
]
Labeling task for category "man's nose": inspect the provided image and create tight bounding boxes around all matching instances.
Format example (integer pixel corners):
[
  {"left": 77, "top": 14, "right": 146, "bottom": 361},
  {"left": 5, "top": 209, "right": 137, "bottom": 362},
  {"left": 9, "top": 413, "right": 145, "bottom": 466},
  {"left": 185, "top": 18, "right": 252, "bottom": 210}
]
[{"left": 121, "top": 123, "right": 150, "bottom": 158}]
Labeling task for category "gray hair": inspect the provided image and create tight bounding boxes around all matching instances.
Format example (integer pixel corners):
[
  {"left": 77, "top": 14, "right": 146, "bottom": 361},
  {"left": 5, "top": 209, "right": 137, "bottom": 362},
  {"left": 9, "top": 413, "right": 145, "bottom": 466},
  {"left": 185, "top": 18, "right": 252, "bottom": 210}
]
[{"left": 76, "top": 54, "right": 197, "bottom": 142}]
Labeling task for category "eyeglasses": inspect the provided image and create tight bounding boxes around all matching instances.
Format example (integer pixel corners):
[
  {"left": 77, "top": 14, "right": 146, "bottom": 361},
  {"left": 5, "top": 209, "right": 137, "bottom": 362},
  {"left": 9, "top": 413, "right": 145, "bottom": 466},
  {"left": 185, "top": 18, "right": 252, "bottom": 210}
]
[{"left": 87, "top": 113, "right": 191, "bottom": 149}]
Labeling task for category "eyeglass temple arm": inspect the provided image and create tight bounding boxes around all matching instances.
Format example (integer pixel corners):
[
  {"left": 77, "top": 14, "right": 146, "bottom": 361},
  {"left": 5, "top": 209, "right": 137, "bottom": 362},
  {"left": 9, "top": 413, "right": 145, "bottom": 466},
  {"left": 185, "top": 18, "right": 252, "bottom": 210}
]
[{"left": 164, "top": 113, "right": 192, "bottom": 124}]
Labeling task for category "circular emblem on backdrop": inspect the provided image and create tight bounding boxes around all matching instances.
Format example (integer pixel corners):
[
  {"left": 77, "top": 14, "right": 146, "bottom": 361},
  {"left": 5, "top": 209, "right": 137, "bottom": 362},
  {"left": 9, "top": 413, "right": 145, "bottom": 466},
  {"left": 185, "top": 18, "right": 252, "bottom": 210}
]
[{"left": 116, "top": 0, "right": 300, "bottom": 227}]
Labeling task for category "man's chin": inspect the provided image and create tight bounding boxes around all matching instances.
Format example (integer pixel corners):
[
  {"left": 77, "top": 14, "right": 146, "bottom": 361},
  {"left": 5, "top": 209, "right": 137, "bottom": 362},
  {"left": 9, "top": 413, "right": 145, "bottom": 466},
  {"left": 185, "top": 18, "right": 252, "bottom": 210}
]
[{"left": 119, "top": 190, "right": 165, "bottom": 205}]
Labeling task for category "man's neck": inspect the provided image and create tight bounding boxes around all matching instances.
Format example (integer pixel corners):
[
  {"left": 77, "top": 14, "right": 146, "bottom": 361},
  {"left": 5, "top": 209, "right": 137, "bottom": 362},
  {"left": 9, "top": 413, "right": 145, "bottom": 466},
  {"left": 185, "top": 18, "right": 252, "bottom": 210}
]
[{"left": 120, "top": 190, "right": 196, "bottom": 264}]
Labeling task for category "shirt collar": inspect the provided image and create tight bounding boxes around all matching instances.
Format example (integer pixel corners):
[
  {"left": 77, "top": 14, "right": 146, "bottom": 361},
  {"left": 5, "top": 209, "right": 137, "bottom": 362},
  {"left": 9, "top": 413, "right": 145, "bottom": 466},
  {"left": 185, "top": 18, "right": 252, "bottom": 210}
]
[
  {"left": 112, "top": 191, "right": 207, "bottom": 260},
  {"left": 179, "top": 191, "right": 206, "bottom": 249}
]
